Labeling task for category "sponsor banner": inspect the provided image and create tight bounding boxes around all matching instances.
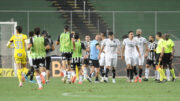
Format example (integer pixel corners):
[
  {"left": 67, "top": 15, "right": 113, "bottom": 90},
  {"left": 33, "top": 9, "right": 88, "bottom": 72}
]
[{"left": 0, "top": 68, "right": 14, "bottom": 77}]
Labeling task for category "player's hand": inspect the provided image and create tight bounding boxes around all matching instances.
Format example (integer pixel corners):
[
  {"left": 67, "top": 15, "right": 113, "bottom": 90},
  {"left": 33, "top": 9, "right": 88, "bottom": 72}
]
[
  {"left": 84, "top": 55, "right": 88, "bottom": 59},
  {"left": 170, "top": 56, "right": 173, "bottom": 60},
  {"left": 46, "top": 45, "right": 50, "bottom": 50},
  {"left": 159, "top": 57, "right": 162, "bottom": 62},
  {"left": 98, "top": 55, "right": 101, "bottom": 60},
  {"left": 144, "top": 53, "right": 148, "bottom": 58},
  {"left": 121, "top": 56, "right": 124, "bottom": 60}
]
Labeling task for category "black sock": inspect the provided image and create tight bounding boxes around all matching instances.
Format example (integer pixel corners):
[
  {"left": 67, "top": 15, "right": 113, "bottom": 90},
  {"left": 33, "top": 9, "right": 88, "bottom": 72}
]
[
  {"left": 139, "top": 68, "right": 143, "bottom": 78},
  {"left": 105, "top": 68, "right": 109, "bottom": 77},
  {"left": 29, "top": 67, "right": 34, "bottom": 81},
  {"left": 112, "top": 69, "right": 116, "bottom": 79},
  {"left": 100, "top": 67, "right": 104, "bottom": 77},
  {"left": 133, "top": 66, "right": 137, "bottom": 76},
  {"left": 96, "top": 76, "right": 99, "bottom": 81},
  {"left": 89, "top": 73, "right": 92, "bottom": 78},
  {"left": 130, "top": 69, "right": 134, "bottom": 80},
  {"left": 127, "top": 69, "right": 130, "bottom": 77}
]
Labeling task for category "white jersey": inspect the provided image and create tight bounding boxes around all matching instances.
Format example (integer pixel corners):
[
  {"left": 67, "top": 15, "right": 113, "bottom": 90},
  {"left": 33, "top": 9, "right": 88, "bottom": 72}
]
[
  {"left": 103, "top": 38, "right": 120, "bottom": 58},
  {"left": 134, "top": 36, "right": 147, "bottom": 56},
  {"left": 100, "top": 38, "right": 108, "bottom": 51},
  {"left": 123, "top": 38, "right": 137, "bottom": 58}
]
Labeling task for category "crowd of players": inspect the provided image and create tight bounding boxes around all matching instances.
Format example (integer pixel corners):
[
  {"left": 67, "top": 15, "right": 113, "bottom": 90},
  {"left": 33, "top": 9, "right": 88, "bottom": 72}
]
[{"left": 7, "top": 25, "right": 176, "bottom": 90}]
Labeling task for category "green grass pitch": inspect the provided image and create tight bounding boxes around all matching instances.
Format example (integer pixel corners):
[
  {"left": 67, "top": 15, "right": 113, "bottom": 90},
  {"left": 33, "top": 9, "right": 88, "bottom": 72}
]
[{"left": 0, "top": 78, "right": 179, "bottom": 101}]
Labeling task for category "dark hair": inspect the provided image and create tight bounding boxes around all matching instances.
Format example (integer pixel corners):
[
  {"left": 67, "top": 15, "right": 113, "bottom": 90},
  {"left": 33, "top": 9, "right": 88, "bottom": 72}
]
[
  {"left": 101, "top": 32, "right": 106, "bottom": 37},
  {"left": 156, "top": 32, "right": 162, "bottom": 37},
  {"left": 122, "top": 34, "right": 128, "bottom": 39},
  {"left": 29, "top": 31, "right": 34, "bottom": 37},
  {"left": 34, "top": 27, "right": 40, "bottom": 35},
  {"left": 64, "top": 25, "right": 69, "bottom": 30},
  {"left": 42, "top": 30, "right": 49, "bottom": 36},
  {"left": 149, "top": 35, "right": 155, "bottom": 39},
  {"left": 16, "top": 26, "right": 22, "bottom": 33},
  {"left": 74, "top": 32, "right": 79, "bottom": 39},
  {"left": 128, "top": 31, "right": 133, "bottom": 34},
  {"left": 108, "top": 32, "right": 114, "bottom": 36}
]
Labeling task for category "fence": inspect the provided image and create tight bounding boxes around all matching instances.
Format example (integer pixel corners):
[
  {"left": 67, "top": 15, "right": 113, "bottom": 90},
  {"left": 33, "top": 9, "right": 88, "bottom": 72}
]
[{"left": 0, "top": 10, "right": 180, "bottom": 77}]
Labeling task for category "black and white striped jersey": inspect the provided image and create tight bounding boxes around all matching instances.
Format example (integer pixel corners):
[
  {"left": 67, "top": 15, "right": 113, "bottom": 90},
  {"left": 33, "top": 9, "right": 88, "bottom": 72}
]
[{"left": 147, "top": 41, "right": 157, "bottom": 61}]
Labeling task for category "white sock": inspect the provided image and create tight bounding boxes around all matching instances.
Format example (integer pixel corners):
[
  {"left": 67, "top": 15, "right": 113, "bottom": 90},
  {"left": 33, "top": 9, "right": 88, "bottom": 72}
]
[
  {"left": 67, "top": 71, "right": 71, "bottom": 80},
  {"left": 41, "top": 72, "right": 46, "bottom": 78},
  {"left": 63, "top": 70, "right": 67, "bottom": 77},
  {"left": 155, "top": 71, "right": 157, "bottom": 79},
  {"left": 166, "top": 68, "right": 170, "bottom": 80},
  {"left": 83, "top": 67, "right": 87, "bottom": 79},
  {"left": 79, "top": 75, "right": 82, "bottom": 82},
  {"left": 36, "top": 76, "right": 42, "bottom": 88},
  {"left": 145, "top": 68, "right": 150, "bottom": 79},
  {"left": 71, "top": 71, "right": 75, "bottom": 77},
  {"left": 156, "top": 71, "right": 160, "bottom": 80}
]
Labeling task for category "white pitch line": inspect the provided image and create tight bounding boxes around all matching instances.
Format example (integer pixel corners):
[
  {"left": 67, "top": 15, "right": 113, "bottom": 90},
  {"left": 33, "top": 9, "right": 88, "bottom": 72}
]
[{"left": 62, "top": 92, "right": 106, "bottom": 98}]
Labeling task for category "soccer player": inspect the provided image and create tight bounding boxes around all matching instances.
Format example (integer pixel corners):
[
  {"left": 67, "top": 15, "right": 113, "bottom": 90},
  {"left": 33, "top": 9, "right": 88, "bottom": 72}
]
[
  {"left": 7, "top": 26, "right": 28, "bottom": 87},
  {"left": 70, "top": 33, "right": 86, "bottom": 84},
  {"left": 163, "top": 34, "right": 176, "bottom": 81},
  {"left": 121, "top": 31, "right": 141, "bottom": 83},
  {"left": 28, "top": 27, "right": 50, "bottom": 89},
  {"left": 143, "top": 35, "right": 158, "bottom": 81},
  {"left": 101, "top": 32, "right": 120, "bottom": 83},
  {"left": 155, "top": 32, "right": 167, "bottom": 83},
  {"left": 89, "top": 34, "right": 101, "bottom": 83},
  {"left": 99, "top": 32, "right": 107, "bottom": 82},
  {"left": 42, "top": 30, "right": 55, "bottom": 83},
  {"left": 56, "top": 25, "right": 74, "bottom": 83},
  {"left": 82, "top": 35, "right": 91, "bottom": 81},
  {"left": 134, "top": 29, "right": 148, "bottom": 82},
  {"left": 25, "top": 31, "right": 36, "bottom": 83}
]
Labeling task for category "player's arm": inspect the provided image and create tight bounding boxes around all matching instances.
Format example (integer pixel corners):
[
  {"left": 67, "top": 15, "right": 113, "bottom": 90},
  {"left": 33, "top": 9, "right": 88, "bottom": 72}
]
[
  {"left": 136, "top": 46, "right": 141, "bottom": 58},
  {"left": 56, "top": 35, "right": 60, "bottom": 45},
  {"left": 171, "top": 41, "right": 175, "bottom": 60},
  {"left": 7, "top": 36, "right": 14, "bottom": 48},
  {"left": 96, "top": 43, "right": 101, "bottom": 59},
  {"left": 28, "top": 38, "right": 33, "bottom": 50},
  {"left": 121, "top": 45, "right": 125, "bottom": 60},
  {"left": 71, "top": 34, "right": 76, "bottom": 50},
  {"left": 44, "top": 38, "right": 50, "bottom": 50},
  {"left": 117, "top": 40, "right": 121, "bottom": 56}
]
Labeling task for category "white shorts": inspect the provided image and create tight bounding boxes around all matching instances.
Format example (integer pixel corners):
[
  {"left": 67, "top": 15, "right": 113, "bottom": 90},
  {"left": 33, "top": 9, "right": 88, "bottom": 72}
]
[
  {"left": 105, "top": 56, "right": 117, "bottom": 68},
  {"left": 135, "top": 55, "right": 144, "bottom": 66},
  {"left": 99, "top": 52, "right": 106, "bottom": 66},
  {"left": 28, "top": 57, "right": 33, "bottom": 67},
  {"left": 125, "top": 56, "right": 136, "bottom": 66}
]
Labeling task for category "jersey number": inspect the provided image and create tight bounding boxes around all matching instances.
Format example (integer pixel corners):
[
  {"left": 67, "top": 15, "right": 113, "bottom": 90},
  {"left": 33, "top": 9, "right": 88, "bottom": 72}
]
[{"left": 15, "top": 41, "right": 23, "bottom": 49}]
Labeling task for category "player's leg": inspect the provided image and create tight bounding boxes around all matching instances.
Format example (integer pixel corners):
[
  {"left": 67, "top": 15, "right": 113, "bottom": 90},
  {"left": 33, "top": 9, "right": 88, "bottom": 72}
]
[
  {"left": 94, "top": 60, "right": 100, "bottom": 83},
  {"left": 138, "top": 56, "right": 144, "bottom": 82},
  {"left": 112, "top": 58, "right": 117, "bottom": 83},
  {"left": 16, "top": 62, "right": 23, "bottom": 87},
  {"left": 143, "top": 59, "right": 151, "bottom": 81},
  {"left": 25, "top": 57, "right": 35, "bottom": 82},
  {"left": 134, "top": 56, "right": 139, "bottom": 82},
  {"left": 168, "top": 54, "right": 176, "bottom": 81},
  {"left": 82, "top": 59, "right": 89, "bottom": 80},
  {"left": 99, "top": 53, "right": 105, "bottom": 82},
  {"left": 39, "top": 58, "right": 46, "bottom": 84},
  {"left": 78, "top": 59, "right": 83, "bottom": 84},
  {"left": 33, "top": 59, "right": 43, "bottom": 89},
  {"left": 45, "top": 56, "right": 51, "bottom": 83}
]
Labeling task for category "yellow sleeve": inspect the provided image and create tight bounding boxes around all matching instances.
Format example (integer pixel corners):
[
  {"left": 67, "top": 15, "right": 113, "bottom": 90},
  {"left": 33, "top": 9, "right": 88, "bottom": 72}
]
[
  {"left": 23, "top": 35, "right": 27, "bottom": 40},
  {"left": 9, "top": 35, "right": 14, "bottom": 42}
]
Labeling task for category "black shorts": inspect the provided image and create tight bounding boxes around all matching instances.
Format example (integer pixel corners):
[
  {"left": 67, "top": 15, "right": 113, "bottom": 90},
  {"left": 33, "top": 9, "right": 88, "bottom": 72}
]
[
  {"left": 83, "top": 58, "right": 89, "bottom": 65},
  {"left": 62, "top": 52, "right": 72, "bottom": 61},
  {"left": 45, "top": 56, "right": 51, "bottom": 70},
  {"left": 71, "top": 57, "right": 82, "bottom": 70},
  {"left": 156, "top": 53, "right": 163, "bottom": 65},
  {"left": 146, "top": 59, "right": 156, "bottom": 68},
  {"left": 163, "top": 53, "right": 171, "bottom": 67},
  {"left": 33, "top": 58, "right": 45, "bottom": 69},
  {"left": 90, "top": 59, "right": 99, "bottom": 68}
]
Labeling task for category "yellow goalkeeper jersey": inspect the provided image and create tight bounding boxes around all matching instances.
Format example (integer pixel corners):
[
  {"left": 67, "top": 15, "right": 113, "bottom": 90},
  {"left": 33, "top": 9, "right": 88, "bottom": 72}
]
[{"left": 9, "top": 33, "right": 27, "bottom": 58}]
